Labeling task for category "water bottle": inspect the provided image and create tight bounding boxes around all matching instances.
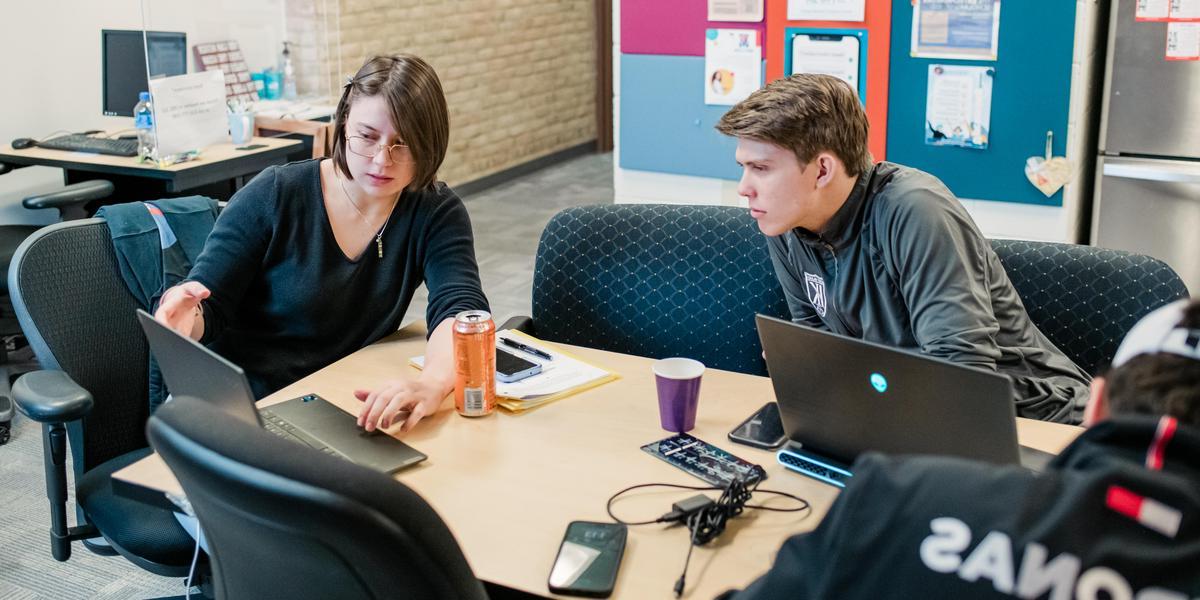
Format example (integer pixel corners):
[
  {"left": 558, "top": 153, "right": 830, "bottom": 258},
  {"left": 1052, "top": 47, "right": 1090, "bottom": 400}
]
[{"left": 133, "top": 91, "right": 157, "bottom": 163}]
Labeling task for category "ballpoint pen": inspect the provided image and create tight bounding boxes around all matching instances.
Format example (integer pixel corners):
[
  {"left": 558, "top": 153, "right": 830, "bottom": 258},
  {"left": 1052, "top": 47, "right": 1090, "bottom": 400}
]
[{"left": 500, "top": 337, "right": 553, "bottom": 361}]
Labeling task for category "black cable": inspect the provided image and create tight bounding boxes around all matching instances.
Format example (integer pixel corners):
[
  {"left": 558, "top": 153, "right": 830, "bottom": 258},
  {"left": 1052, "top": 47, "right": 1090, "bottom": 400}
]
[{"left": 606, "top": 478, "right": 810, "bottom": 597}]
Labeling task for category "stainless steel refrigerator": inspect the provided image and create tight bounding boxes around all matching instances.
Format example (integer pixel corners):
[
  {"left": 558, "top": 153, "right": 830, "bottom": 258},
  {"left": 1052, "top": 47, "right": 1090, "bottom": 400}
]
[{"left": 1094, "top": 0, "right": 1200, "bottom": 295}]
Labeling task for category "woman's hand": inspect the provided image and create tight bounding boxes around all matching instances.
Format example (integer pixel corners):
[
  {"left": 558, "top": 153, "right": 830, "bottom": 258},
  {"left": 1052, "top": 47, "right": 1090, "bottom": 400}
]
[
  {"left": 155, "top": 281, "right": 211, "bottom": 340},
  {"left": 355, "top": 377, "right": 449, "bottom": 433}
]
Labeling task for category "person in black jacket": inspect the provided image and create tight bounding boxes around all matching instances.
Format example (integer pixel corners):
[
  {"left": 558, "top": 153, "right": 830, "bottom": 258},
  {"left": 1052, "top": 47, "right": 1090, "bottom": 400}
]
[
  {"left": 720, "top": 299, "right": 1200, "bottom": 599},
  {"left": 155, "top": 55, "right": 489, "bottom": 432},
  {"left": 715, "top": 74, "right": 1089, "bottom": 423}
]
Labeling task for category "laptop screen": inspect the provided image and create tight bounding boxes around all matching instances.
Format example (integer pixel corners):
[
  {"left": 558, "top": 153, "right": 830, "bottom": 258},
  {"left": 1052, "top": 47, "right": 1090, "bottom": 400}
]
[{"left": 756, "top": 314, "right": 1021, "bottom": 466}]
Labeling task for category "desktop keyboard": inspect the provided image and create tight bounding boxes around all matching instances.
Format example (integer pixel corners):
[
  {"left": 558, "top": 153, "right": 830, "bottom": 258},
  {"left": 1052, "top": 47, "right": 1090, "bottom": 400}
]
[
  {"left": 36, "top": 134, "right": 139, "bottom": 157},
  {"left": 259, "top": 409, "right": 341, "bottom": 457}
]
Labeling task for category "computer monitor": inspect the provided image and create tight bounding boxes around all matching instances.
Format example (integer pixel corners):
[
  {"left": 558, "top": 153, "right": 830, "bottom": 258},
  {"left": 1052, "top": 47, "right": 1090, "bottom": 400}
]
[{"left": 101, "top": 29, "right": 187, "bottom": 117}]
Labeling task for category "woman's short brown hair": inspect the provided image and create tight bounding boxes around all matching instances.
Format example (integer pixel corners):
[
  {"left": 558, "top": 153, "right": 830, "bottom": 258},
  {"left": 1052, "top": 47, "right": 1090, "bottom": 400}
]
[
  {"left": 331, "top": 54, "right": 449, "bottom": 191},
  {"left": 715, "top": 73, "right": 872, "bottom": 177}
]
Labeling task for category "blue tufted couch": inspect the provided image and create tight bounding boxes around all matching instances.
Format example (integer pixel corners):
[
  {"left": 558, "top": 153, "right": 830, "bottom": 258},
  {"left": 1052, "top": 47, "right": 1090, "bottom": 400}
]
[{"left": 514, "top": 204, "right": 1188, "bottom": 377}]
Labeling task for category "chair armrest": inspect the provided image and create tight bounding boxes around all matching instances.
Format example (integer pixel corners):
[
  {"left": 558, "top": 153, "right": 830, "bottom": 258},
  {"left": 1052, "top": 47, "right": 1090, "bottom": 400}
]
[
  {"left": 13, "top": 370, "right": 94, "bottom": 423},
  {"left": 0, "top": 162, "right": 11, "bottom": 176},
  {"left": 23, "top": 180, "right": 115, "bottom": 220},
  {"left": 498, "top": 315, "right": 534, "bottom": 334}
]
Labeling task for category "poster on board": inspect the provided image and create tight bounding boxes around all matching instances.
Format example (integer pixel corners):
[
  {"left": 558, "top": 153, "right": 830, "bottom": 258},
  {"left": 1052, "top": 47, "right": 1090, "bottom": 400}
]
[
  {"left": 708, "top": 0, "right": 764, "bottom": 22},
  {"left": 912, "top": 0, "right": 1001, "bottom": 60},
  {"left": 787, "top": 0, "right": 865, "bottom": 22},
  {"left": 924, "top": 64, "right": 993, "bottom": 150},
  {"left": 791, "top": 33, "right": 861, "bottom": 93},
  {"left": 705, "top": 29, "right": 762, "bottom": 105}
]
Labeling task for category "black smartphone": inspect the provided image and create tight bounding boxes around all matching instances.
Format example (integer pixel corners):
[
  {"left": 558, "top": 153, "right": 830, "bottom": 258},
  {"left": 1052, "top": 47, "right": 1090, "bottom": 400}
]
[
  {"left": 547, "top": 521, "right": 627, "bottom": 598},
  {"left": 496, "top": 347, "right": 542, "bottom": 383},
  {"left": 728, "top": 402, "right": 787, "bottom": 450}
]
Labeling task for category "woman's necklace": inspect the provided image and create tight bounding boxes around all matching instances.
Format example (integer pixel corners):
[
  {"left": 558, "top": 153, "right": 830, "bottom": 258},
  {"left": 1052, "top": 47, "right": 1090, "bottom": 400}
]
[{"left": 336, "top": 172, "right": 402, "bottom": 258}]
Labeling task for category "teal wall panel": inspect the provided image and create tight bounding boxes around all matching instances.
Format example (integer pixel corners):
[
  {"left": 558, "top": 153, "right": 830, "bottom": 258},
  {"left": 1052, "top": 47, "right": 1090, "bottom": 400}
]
[{"left": 886, "top": 2, "right": 1077, "bottom": 206}]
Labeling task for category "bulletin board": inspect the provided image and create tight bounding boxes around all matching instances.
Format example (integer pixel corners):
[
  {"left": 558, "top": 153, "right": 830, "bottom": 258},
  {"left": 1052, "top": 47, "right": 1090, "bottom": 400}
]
[
  {"left": 618, "top": 0, "right": 766, "bottom": 180},
  {"left": 885, "top": 1, "right": 1077, "bottom": 206}
]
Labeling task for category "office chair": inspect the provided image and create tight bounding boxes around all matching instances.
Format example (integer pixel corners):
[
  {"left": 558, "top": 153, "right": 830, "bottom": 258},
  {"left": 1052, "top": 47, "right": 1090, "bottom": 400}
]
[
  {"left": 509, "top": 204, "right": 789, "bottom": 376},
  {"left": 990, "top": 239, "right": 1190, "bottom": 374},
  {"left": 8, "top": 218, "right": 194, "bottom": 575},
  {"left": 147, "top": 394, "right": 489, "bottom": 600},
  {"left": 0, "top": 173, "right": 113, "bottom": 444}
]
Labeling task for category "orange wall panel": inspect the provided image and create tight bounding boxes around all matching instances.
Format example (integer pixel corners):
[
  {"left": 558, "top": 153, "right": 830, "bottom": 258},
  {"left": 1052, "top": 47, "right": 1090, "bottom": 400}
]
[{"left": 766, "top": 0, "right": 891, "bottom": 160}]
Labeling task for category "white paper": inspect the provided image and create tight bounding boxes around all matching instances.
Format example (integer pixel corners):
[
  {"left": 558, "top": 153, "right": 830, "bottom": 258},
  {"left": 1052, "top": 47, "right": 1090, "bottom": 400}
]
[
  {"left": 1166, "top": 22, "right": 1200, "bottom": 59},
  {"left": 704, "top": 29, "right": 762, "bottom": 106},
  {"left": 1170, "top": 0, "right": 1200, "bottom": 20},
  {"left": 924, "top": 65, "right": 993, "bottom": 150},
  {"left": 708, "top": 0, "right": 763, "bottom": 22},
  {"left": 409, "top": 330, "right": 611, "bottom": 401},
  {"left": 149, "top": 71, "right": 229, "bottom": 157},
  {"left": 790, "top": 33, "right": 861, "bottom": 93},
  {"left": 1138, "top": 0, "right": 1171, "bottom": 19},
  {"left": 787, "top": 0, "right": 865, "bottom": 21}
]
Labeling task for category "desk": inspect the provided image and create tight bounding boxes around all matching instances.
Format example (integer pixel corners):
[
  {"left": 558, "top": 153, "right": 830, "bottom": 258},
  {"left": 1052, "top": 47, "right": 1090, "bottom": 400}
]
[
  {"left": 0, "top": 136, "right": 301, "bottom": 202},
  {"left": 114, "top": 325, "right": 1082, "bottom": 598}
]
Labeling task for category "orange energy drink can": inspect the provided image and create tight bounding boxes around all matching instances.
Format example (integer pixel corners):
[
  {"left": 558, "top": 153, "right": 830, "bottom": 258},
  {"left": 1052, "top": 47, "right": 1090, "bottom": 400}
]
[{"left": 453, "top": 310, "right": 496, "bottom": 417}]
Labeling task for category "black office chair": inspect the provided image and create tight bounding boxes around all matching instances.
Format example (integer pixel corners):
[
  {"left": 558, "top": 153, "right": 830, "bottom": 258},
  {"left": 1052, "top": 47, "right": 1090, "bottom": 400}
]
[
  {"left": 510, "top": 204, "right": 789, "bottom": 376},
  {"left": 0, "top": 170, "right": 113, "bottom": 444},
  {"left": 147, "top": 394, "right": 489, "bottom": 600},
  {"left": 990, "top": 239, "right": 1190, "bottom": 374},
  {"left": 8, "top": 218, "right": 194, "bottom": 575}
]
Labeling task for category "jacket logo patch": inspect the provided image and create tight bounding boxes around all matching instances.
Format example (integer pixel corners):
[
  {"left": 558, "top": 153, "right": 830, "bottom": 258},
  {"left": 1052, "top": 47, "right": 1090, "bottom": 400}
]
[{"left": 804, "top": 272, "right": 827, "bottom": 317}]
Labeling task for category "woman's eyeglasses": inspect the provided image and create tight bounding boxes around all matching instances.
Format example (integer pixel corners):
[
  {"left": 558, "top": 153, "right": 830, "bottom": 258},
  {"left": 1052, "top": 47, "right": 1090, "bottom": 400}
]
[{"left": 346, "top": 135, "right": 412, "bottom": 163}]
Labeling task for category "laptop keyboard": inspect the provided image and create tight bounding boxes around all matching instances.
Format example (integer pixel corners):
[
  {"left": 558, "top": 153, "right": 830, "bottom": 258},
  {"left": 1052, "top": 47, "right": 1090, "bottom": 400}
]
[
  {"left": 777, "top": 449, "right": 854, "bottom": 488},
  {"left": 260, "top": 409, "right": 341, "bottom": 457}
]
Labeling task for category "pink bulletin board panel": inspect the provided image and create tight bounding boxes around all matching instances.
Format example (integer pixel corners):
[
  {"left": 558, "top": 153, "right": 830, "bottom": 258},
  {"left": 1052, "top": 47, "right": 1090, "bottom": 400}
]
[{"left": 622, "top": 0, "right": 766, "bottom": 57}]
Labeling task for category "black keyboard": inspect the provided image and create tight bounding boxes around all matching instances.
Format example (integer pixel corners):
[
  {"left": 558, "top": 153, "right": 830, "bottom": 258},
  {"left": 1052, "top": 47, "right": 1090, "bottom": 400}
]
[
  {"left": 259, "top": 409, "right": 342, "bottom": 457},
  {"left": 37, "top": 134, "right": 139, "bottom": 157},
  {"left": 777, "top": 449, "right": 854, "bottom": 488}
]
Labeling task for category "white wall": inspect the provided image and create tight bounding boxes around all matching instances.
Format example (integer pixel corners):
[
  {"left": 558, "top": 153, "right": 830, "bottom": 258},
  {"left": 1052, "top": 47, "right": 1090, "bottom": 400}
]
[{"left": 0, "top": 1, "right": 286, "bottom": 225}]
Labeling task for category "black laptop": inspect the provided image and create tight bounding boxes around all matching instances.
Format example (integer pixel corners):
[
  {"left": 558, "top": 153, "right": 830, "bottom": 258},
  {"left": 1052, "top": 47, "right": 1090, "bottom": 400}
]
[
  {"left": 756, "top": 315, "right": 1052, "bottom": 487},
  {"left": 137, "top": 309, "right": 426, "bottom": 473}
]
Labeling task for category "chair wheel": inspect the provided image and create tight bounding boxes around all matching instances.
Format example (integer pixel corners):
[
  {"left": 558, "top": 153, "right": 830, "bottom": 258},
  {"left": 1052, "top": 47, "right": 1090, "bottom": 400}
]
[{"left": 0, "top": 421, "right": 10, "bottom": 445}]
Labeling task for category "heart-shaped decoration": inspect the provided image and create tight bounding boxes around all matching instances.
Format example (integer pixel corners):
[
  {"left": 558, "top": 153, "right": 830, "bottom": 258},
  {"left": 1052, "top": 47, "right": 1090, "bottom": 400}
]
[{"left": 1024, "top": 155, "right": 1073, "bottom": 197}]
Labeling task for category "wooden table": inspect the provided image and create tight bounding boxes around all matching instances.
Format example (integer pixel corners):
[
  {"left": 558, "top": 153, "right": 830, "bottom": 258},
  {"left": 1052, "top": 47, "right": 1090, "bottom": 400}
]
[
  {"left": 0, "top": 136, "right": 300, "bottom": 201},
  {"left": 114, "top": 325, "right": 1082, "bottom": 599}
]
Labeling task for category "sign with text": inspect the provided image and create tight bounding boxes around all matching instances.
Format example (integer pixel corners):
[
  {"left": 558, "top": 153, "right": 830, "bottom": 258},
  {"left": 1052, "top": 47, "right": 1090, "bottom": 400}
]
[{"left": 149, "top": 70, "right": 229, "bottom": 158}]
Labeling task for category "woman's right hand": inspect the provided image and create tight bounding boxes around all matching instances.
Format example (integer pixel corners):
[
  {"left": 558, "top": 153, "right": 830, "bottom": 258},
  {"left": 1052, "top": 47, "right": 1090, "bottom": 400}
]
[{"left": 155, "top": 281, "right": 211, "bottom": 340}]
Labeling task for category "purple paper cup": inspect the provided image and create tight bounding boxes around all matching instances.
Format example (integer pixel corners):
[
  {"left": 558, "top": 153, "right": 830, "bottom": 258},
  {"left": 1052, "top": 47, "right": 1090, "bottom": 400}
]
[{"left": 652, "top": 358, "right": 705, "bottom": 432}]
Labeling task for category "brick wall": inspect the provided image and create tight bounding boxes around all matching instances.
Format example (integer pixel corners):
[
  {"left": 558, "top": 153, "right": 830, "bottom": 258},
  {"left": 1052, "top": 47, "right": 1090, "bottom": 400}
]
[{"left": 286, "top": 0, "right": 597, "bottom": 187}]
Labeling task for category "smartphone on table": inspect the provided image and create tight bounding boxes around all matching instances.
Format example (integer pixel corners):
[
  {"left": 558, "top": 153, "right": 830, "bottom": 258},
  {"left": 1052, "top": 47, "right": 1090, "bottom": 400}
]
[
  {"left": 547, "top": 521, "right": 627, "bottom": 598},
  {"left": 496, "top": 347, "right": 542, "bottom": 383},
  {"left": 728, "top": 402, "right": 787, "bottom": 450}
]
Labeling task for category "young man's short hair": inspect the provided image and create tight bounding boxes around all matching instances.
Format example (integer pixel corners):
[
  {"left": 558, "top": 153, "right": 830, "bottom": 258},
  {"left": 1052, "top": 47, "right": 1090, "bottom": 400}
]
[
  {"left": 331, "top": 54, "right": 449, "bottom": 191},
  {"left": 715, "top": 73, "right": 873, "bottom": 177},
  {"left": 1106, "top": 300, "right": 1200, "bottom": 427}
]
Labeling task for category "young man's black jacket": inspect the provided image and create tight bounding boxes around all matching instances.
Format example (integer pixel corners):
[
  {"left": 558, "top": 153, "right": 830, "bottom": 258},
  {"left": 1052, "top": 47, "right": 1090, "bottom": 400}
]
[{"left": 721, "top": 416, "right": 1200, "bottom": 599}]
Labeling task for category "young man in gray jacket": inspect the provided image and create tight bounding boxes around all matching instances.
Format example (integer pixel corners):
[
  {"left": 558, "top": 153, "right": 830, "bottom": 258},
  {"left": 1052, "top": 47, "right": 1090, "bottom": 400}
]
[{"left": 716, "top": 74, "right": 1090, "bottom": 424}]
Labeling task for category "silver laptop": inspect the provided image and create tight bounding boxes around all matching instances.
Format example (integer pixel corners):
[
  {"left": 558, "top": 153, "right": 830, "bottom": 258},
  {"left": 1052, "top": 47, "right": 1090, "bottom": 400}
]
[
  {"left": 756, "top": 315, "right": 1052, "bottom": 485},
  {"left": 137, "top": 309, "right": 426, "bottom": 473}
]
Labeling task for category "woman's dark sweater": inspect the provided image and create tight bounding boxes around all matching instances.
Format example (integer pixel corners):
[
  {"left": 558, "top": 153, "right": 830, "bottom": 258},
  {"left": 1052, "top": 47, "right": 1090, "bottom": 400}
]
[{"left": 188, "top": 159, "right": 489, "bottom": 398}]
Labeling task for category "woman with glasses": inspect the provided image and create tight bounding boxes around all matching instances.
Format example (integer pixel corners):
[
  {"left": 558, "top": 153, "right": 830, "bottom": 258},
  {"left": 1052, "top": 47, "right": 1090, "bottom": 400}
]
[{"left": 155, "top": 54, "right": 489, "bottom": 433}]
